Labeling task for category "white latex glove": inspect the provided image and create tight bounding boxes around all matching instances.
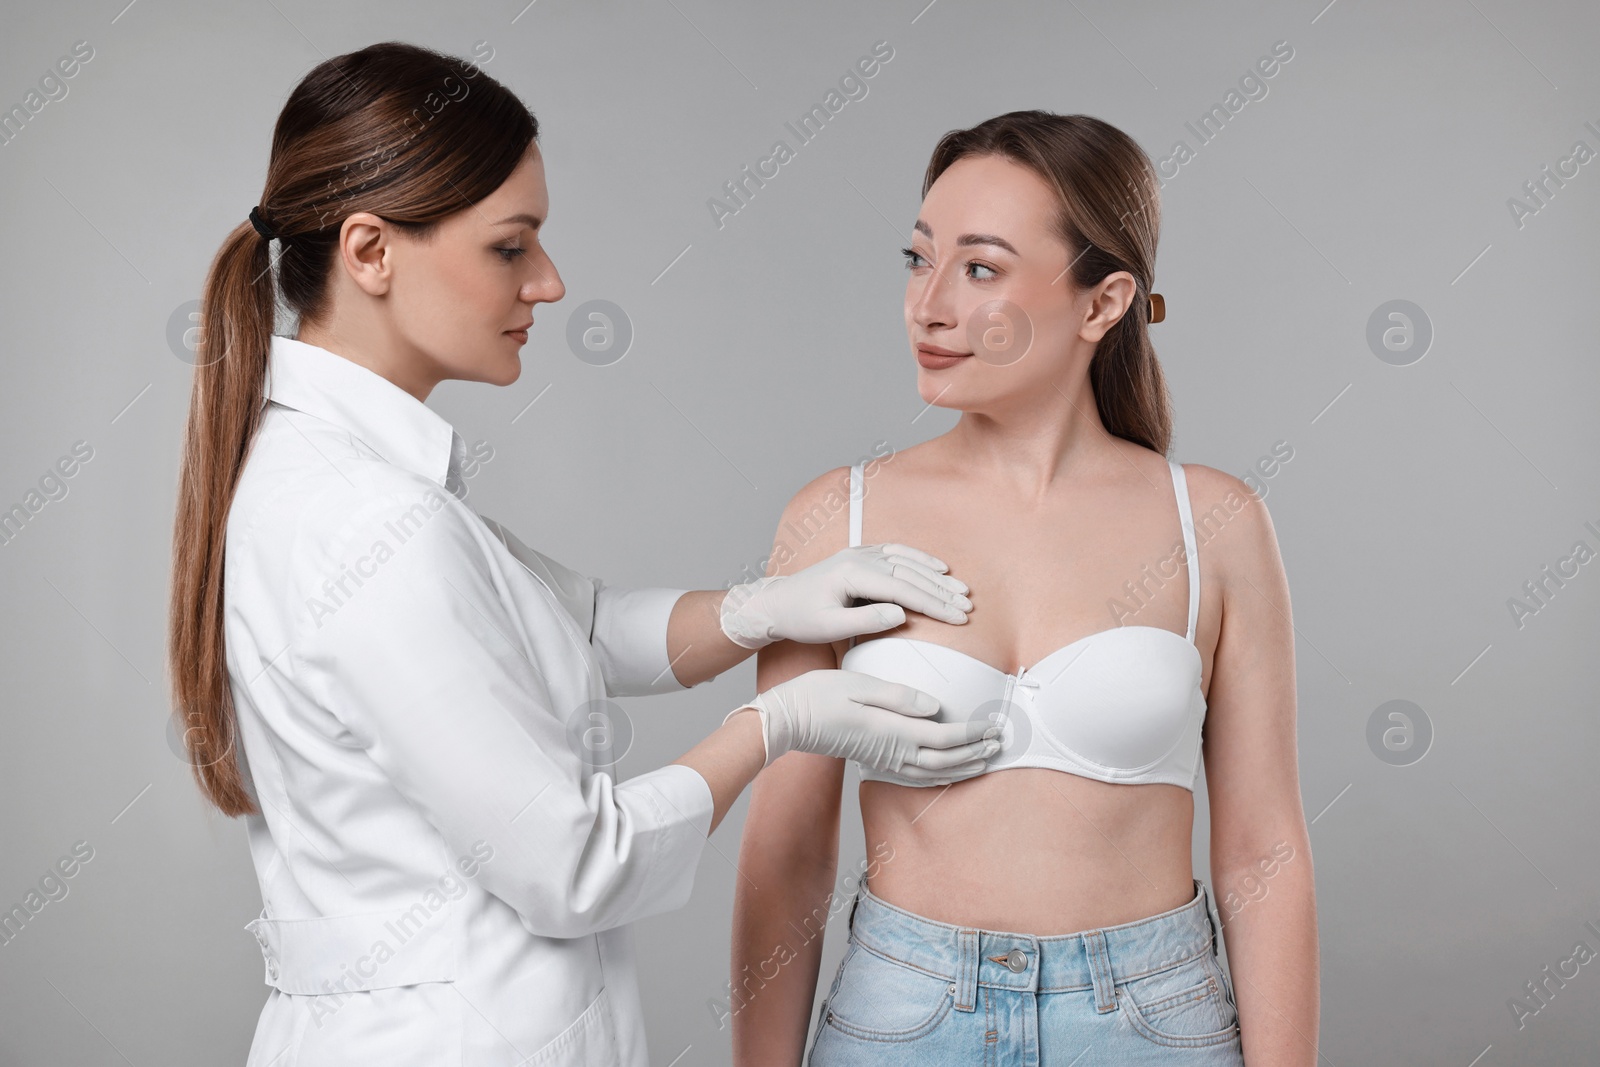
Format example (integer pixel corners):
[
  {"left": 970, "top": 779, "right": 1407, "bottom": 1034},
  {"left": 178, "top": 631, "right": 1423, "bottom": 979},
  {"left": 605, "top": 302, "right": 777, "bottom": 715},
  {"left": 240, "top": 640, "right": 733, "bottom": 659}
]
[
  {"left": 722, "top": 669, "right": 1001, "bottom": 781},
  {"left": 720, "top": 543, "right": 973, "bottom": 649}
]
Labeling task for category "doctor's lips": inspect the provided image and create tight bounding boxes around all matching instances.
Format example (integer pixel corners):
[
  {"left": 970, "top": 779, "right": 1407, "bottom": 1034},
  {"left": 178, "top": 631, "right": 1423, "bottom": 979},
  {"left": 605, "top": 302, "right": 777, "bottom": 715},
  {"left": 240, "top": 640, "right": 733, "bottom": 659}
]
[
  {"left": 504, "top": 320, "right": 533, "bottom": 344},
  {"left": 915, "top": 342, "right": 971, "bottom": 370}
]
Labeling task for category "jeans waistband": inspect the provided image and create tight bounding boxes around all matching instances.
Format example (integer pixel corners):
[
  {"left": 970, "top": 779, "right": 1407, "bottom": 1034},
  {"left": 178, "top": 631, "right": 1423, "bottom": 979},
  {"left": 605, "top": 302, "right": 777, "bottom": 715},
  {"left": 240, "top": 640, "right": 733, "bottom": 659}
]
[{"left": 847, "top": 877, "right": 1219, "bottom": 1014}]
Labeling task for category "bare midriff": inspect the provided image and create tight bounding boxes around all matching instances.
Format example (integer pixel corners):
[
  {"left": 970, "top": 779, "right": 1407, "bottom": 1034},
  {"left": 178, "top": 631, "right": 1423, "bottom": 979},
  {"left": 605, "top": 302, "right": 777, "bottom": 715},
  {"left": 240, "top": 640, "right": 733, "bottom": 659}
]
[{"left": 858, "top": 769, "right": 1197, "bottom": 935}]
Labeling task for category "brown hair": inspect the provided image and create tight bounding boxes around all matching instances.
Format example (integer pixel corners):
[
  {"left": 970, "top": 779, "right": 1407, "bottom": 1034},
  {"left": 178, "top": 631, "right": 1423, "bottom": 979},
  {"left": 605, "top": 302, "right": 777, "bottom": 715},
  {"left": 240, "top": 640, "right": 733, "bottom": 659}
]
[
  {"left": 922, "top": 110, "right": 1171, "bottom": 454},
  {"left": 168, "top": 42, "right": 538, "bottom": 816}
]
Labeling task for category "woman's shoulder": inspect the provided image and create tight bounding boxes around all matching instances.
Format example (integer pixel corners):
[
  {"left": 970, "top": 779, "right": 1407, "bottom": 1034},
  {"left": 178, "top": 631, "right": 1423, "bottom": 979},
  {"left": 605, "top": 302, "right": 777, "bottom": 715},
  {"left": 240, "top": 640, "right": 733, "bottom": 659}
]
[
  {"left": 1171, "top": 458, "right": 1247, "bottom": 512},
  {"left": 775, "top": 439, "right": 931, "bottom": 522},
  {"left": 764, "top": 445, "right": 893, "bottom": 574},
  {"left": 783, "top": 463, "right": 853, "bottom": 512},
  {"left": 1098, "top": 437, "right": 1243, "bottom": 517},
  {"left": 768, "top": 464, "right": 855, "bottom": 576},
  {"left": 1166, "top": 458, "right": 1266, "bottom": 521},
  {"left": 1169, "top": 458, "right": 1286, "bottom": 588}
]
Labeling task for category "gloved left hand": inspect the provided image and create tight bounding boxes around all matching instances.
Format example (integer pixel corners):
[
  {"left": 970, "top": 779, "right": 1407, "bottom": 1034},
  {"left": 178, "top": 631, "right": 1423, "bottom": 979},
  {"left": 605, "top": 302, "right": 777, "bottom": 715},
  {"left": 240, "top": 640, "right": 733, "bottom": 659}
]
[{"left": 719, "top": 543, "right": 973, "bottom": 649}]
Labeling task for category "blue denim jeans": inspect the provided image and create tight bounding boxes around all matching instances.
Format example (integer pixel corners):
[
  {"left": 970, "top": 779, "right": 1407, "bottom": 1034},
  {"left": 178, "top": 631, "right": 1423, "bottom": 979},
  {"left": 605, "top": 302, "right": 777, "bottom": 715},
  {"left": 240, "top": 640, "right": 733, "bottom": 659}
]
[{"left": 807, "top": 877, "right": 1244, "bottom": 1066}]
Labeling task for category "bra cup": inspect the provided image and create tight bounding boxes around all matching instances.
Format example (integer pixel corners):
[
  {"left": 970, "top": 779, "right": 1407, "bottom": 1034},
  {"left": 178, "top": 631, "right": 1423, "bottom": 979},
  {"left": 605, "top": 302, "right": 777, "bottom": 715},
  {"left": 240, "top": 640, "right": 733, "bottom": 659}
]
[
  {"left": 840, "top": 642, "right": 997, "bottom": 726},
  {"left": 1028, "top": 628, "right": 1201, "bottom": 772},
  {"left": 842, "top": 628, "right": 1203, "bottom": 787}
]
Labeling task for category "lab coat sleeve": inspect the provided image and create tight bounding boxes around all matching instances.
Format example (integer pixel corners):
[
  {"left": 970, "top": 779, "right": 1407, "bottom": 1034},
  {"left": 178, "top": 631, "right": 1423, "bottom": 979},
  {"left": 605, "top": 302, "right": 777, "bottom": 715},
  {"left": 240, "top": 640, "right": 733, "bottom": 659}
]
[
  {"left": 475, "top": 514, "right": 695, "bottom": 697},
  {"left": 287, "top": 480, "right": 715, "bottom": 940}
]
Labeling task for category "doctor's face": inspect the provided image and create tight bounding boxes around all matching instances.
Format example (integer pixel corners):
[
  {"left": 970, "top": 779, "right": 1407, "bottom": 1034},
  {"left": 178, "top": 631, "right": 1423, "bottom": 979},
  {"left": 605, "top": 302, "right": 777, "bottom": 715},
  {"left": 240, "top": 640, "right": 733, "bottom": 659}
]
[
  {"left": 383, "top": 145, "right": 566, "bottom": 390},
  {"left": 903, "top": 153, "right": 1127, "bottom": 414}
]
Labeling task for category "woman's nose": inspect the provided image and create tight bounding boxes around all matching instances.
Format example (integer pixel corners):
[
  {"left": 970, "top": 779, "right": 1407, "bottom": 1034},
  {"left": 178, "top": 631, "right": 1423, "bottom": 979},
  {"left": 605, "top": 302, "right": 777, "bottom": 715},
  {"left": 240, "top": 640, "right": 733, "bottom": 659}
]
[
  {"left": 911, "top": 267, "right": 953, "bottom": 331},
  {"left": 521, "top": 264, "right": 564, "bottom": 305}
]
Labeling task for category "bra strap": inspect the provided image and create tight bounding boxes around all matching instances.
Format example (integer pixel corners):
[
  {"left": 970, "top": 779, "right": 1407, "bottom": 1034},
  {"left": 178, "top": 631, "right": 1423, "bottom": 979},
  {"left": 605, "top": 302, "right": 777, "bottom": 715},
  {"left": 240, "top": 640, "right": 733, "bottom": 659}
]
[
  {"left": 848, "top": 463, "right": 863, "bottom": 548},
  {"left": 1168, "top": 459, "right": 1200, "bottom": 644},
  {"left": 846, "top": 463, "right": 864, "bottom": 651}
]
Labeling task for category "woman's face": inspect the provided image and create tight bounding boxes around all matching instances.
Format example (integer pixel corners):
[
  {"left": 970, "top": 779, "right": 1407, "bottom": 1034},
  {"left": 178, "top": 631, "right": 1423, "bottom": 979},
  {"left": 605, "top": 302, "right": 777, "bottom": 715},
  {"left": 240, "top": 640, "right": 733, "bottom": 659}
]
[
  {"left": 903, "top": 153, "right": 1129, "bottom": 413},
  {"left": 382, "top": 145, "right": 565, "bottom": 395}
]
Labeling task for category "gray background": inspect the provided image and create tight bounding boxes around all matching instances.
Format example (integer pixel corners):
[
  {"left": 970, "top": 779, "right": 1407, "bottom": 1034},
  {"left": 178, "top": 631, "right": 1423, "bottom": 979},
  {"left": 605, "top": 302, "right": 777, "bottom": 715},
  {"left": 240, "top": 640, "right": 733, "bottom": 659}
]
[{"left": 2, "top": 0, "right": 1597, "bottom": 1064}]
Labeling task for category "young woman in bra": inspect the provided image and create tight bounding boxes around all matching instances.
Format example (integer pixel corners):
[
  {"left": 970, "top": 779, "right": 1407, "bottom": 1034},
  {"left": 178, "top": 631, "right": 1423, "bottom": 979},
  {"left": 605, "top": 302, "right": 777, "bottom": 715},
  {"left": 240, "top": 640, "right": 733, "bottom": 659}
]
[{"left": 729, "top": 111, "right": 1318, "bottom": 1065}]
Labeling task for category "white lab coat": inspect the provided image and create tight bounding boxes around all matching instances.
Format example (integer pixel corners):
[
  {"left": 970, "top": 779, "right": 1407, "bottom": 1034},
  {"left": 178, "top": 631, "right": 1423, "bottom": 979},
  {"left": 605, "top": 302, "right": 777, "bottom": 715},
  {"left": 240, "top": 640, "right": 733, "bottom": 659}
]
[{"left": 223, "top": 335, "right": 715, "bottom": 1066}]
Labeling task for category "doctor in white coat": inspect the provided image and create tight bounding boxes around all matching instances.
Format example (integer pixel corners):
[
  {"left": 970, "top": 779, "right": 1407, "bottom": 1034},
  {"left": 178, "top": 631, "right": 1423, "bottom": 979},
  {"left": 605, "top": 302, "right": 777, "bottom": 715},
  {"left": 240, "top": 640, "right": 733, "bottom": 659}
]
[{"left": 166, "top": 42, "right": 999, "bottom": 1067}]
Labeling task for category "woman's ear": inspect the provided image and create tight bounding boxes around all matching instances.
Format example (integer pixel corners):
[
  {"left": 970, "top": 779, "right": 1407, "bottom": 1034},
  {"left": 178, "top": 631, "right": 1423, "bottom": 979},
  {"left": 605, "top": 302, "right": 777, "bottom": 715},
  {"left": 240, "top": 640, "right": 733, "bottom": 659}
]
[
  {"left": 1079, "top": 270, "right": 1136, "bottom": 343},
  {"left": 335, "top": 211, "right": 394, "bottom": 297}
]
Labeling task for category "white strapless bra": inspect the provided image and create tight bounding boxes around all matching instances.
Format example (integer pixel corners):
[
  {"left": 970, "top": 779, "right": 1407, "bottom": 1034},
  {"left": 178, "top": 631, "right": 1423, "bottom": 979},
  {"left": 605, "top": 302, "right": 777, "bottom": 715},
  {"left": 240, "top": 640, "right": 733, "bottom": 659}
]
[{"left": 844, "top": 458, "right": 1206, "bottom": 791}]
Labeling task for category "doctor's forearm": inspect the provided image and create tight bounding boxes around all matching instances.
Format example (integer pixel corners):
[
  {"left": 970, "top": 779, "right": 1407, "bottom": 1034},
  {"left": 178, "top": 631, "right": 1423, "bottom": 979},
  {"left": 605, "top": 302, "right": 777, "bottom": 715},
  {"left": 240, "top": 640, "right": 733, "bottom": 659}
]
[
  {"left": 669, "top": 708, "right": 766, "bottom": 835},
  {"left": 664, "top": 589, "right": 756, "bottom": 687}
]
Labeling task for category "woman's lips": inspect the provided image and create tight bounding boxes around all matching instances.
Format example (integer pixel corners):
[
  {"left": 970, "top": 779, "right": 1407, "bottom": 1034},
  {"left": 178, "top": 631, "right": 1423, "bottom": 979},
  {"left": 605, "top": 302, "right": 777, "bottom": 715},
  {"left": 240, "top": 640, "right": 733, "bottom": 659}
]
[{"left": 916, "top": 345, "right": 970, "bottom": 369}]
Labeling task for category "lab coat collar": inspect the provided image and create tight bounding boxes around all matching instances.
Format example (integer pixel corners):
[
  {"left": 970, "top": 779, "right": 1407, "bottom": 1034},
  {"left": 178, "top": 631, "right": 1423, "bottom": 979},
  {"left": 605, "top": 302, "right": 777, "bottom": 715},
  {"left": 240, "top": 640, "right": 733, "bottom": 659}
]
[{"left": 265, "top": 334, "right": 466, "bottom": 494}]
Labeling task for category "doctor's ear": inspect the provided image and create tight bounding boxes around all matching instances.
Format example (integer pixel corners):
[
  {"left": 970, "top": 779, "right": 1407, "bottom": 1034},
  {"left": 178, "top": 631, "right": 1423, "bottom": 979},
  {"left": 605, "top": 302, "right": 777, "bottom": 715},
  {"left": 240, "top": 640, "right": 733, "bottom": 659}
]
[{"left": 334, "top": 211, "right": 398, "bottom": 297}]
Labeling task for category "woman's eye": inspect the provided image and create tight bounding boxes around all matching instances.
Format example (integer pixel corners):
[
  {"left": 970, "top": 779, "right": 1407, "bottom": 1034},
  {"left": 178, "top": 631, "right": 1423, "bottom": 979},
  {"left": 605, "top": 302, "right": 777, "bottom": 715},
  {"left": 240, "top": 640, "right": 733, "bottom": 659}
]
[
  {"left": 900, "top": 247, "right": 996, "bottom": 280},
  {"left": 495, "top": 246, "right": 523, "bottom": 262}
]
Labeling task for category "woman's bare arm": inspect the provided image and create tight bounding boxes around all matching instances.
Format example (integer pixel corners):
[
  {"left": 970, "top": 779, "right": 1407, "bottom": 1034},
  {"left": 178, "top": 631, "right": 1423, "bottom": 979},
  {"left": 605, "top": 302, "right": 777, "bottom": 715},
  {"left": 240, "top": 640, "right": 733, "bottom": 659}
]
[
  {"left": 1196, "top": 465, "right": 1320, "bottom": 1065},
  {"left": 730, "top": 468, "right": 854, "bottom": 1067}
]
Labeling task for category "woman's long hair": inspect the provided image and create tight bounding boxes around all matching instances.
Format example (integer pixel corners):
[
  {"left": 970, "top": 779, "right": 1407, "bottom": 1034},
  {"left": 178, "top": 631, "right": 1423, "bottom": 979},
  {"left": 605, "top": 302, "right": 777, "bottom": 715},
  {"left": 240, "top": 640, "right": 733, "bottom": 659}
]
[
  {"left": 169, "top": 42, "right": 537, "bottom": 816},
  {"left": 922, "top": 111, "right": 1171, "bottom": 455}
]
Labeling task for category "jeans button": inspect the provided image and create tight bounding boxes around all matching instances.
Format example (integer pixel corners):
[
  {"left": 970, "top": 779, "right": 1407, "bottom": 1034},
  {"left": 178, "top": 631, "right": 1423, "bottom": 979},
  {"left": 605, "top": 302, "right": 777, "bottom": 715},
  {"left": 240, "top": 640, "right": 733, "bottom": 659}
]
[{"left": 1005, "top": 948, "right": 1028, "bottom": 972}]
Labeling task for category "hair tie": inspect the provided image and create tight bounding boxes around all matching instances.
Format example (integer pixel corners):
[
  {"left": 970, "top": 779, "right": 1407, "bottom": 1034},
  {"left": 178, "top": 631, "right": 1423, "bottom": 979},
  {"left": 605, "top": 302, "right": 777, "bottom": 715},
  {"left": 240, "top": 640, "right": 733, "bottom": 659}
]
[
  {"left": 248, "top": 206, "right": 278, "bottom": 241},
  {"left": 1148, "top": 292, "right": 1165, "bottom": 324}
]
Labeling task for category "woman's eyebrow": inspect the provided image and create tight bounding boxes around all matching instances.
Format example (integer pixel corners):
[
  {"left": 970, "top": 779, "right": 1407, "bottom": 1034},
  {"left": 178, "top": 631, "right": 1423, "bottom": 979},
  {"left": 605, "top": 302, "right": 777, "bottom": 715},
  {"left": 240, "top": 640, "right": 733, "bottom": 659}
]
[
  {"left": 912, "top": 219, "right": 1019, "bottom": 256},
  {"left": 492, "top": 212, "right": 543, "bottom": 229}
]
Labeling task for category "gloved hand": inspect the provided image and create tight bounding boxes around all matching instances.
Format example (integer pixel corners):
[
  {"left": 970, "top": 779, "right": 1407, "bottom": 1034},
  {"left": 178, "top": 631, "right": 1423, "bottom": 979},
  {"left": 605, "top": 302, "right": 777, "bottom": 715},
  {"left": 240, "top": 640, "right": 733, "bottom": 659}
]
[
  {"left": 722, "top": 669, "right": 1001, "bottom": 782},
  {"left": 720, "top": 543, "right": 973, "bottom": 649}
]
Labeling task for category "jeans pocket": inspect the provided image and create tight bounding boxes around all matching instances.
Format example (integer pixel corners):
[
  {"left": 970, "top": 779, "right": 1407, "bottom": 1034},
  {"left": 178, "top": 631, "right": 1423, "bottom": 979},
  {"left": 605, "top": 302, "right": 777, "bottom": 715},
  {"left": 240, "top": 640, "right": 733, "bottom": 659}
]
[
  {"left": 822, "top": 940, "right": 956, "bottom": 1043},
  {"left": 1117, "top": 953, "right": 1239, "bottom": 1049},
  {"left": 808, "top": 942, "right": 855, "bottom": 1061}
]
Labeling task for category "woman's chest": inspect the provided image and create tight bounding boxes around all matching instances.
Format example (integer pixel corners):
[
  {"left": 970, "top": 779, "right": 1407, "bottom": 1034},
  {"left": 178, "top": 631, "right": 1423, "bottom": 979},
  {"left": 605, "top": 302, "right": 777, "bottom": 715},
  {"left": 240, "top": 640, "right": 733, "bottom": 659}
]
[{"left": 862, "top": 501, "right": 1195, "bottom": 669}]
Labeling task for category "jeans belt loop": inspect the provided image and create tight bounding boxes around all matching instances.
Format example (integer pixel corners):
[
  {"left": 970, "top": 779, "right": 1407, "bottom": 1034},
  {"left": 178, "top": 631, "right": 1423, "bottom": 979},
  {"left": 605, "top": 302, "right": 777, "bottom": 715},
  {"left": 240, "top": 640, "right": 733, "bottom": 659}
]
[
  {"left": 1082, "top": 928, "right": 1118, "bottom": 1013},
  {"left": 953, "top": 928, "right": 980, "bottom": 1012}
]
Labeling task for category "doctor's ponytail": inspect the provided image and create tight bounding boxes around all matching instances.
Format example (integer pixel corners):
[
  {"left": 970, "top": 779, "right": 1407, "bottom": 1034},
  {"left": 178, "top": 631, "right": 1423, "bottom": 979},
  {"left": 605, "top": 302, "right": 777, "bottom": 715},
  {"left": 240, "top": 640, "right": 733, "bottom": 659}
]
[{"left": 168, "top": 41, "right": 537, "bottom": 817}]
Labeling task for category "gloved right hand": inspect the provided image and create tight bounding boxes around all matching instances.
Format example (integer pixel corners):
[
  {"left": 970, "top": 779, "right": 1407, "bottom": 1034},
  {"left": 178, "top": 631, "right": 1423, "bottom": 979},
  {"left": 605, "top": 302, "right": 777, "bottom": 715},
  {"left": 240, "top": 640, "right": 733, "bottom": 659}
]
[{"left": 723, "top": 669, "right": 1001, "bottom": 782}]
